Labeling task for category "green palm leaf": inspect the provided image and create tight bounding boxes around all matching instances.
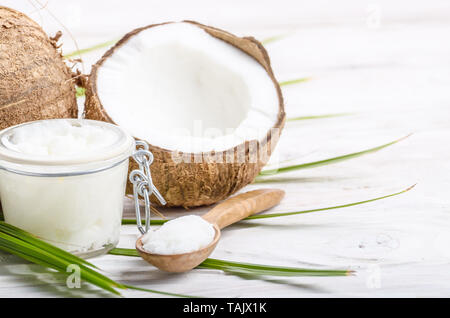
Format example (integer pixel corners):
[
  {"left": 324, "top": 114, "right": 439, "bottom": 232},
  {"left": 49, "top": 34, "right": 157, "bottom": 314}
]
[
  {"left": 287, "top": 113, "right": 351, "bottom": 121},
  {"left": 64, "top": 32, "right": 285, "bottom": 59},
  {"left": 0, "top": 231, "right": 124, "bottom": 295},
  {"left": 122, "top": 184, "right": 413, "bottom": 225},
  {"left": 198, "top": 258, "right": 351, "bottom": 276},
  {"left": 109, "top": 248, "right": 349, "bottom": 277},
  {"left": 279, "top": 77, "right": 310, "bottom": 86},
  {"left": 63, "top": 39, "right": 118, "bottom": 58},
  {"left": 258, "top": 134, "right": 411, "bottom": 177},
  {"left": 261, "top": 34, "right": 287, "bottom": 45},
  {"left": 76, "top": 86, "right": 86, "bottom": 98},
  {"left": 0, "top": 222, "right": 96, "bottom": 268},
  {"left": 0, "top": 222, "right": 193, "bottom": 297},
  {"left": 246, "top": 184, "right": 415, "bottom": 219}
]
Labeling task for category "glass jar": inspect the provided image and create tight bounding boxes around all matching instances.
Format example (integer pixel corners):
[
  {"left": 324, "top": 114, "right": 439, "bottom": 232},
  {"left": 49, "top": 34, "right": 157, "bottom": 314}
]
[{"left": 0, "top": 119, "right": 135, "bottom": 257}]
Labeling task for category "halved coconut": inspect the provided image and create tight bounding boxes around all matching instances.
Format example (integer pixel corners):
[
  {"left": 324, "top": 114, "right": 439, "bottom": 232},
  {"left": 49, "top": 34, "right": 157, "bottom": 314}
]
[
  {"left": 85, "top": 21, "right": 285, "bottom": 207},
  {"left": 0, "top": 6, "right": 77, "bottom": 129}
]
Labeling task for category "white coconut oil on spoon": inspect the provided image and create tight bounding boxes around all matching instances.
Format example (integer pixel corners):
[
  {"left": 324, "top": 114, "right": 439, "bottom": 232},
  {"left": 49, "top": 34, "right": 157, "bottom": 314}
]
[
  {"left": 136, "top": 189, "right": 285, "bottom": 272},
  {"left": 140, "top": 215, "right": 215, "bottom": 255}
]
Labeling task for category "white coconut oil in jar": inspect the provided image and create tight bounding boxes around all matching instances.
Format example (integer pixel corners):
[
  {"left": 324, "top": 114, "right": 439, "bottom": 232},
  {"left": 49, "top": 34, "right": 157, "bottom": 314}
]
[{"left": 0, "top": 119, "right": 135, "bottom": 257}]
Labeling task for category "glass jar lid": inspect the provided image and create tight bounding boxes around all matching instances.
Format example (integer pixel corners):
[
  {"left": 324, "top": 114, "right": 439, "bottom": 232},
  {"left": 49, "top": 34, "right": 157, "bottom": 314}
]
[{"left": 0, "top": 119, "right": 135, "bottom": 176}]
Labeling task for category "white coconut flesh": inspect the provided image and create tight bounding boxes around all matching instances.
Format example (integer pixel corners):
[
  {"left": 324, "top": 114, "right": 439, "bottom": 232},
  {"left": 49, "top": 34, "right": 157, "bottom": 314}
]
[{"left": 95, "top": 22, "right": 279, "bottom": 153}]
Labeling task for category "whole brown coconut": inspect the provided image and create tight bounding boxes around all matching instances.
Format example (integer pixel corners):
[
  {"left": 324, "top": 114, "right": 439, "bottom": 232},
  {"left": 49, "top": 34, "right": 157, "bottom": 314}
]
[
  {"left": 85, "top": 21, "right": 285, "bottom": 208},
  {"left": 0, "top": 6, "right": 77, "bottom": 129}
]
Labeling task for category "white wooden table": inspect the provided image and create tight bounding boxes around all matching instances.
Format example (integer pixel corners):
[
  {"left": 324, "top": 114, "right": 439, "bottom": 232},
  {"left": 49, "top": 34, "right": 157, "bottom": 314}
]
[{"left": 1, "top": 0, "right": 450, "bottom": 297}]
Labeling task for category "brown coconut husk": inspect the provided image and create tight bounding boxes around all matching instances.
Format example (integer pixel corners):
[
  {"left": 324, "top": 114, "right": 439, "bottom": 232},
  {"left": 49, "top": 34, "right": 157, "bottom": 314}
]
[
  {"left": 0, "top": 6, "right": 77, "bottom": 129},
  {"left": 85, "top": 21, "right": 285, "bottom": 208}
]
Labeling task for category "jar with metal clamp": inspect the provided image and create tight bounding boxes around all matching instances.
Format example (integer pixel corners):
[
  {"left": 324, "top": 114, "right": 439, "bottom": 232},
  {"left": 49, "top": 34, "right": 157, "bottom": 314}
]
[{"left": 0, "top": 118, "right": 165, "bottom": 258}]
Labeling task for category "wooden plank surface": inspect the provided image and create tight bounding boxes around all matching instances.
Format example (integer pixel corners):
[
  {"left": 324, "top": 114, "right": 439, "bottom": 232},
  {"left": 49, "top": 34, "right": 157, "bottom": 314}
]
[{"left": 1, "top": 0, "right": 450, "bottom": 297}]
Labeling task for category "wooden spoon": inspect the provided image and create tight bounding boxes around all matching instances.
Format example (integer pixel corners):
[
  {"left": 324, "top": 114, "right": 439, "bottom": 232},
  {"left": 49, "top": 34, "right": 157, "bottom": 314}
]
[{"left": 136, "top": 188, "right": 285, "bottom": 273}]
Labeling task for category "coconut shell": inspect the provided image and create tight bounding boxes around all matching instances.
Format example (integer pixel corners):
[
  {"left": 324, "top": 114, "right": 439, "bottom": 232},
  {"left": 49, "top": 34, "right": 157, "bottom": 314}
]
[
  {"left": 0, "top": 6, "right": 77, "bottom": 130},
  {"left": 85, "top": 21, "right": 285, "bottom": 208}
]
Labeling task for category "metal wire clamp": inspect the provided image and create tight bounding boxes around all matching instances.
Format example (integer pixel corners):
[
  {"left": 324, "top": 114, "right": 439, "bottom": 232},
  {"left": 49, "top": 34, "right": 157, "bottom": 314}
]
[{"left": 129, "top": 141, "right": 166, "bottom": 234}]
